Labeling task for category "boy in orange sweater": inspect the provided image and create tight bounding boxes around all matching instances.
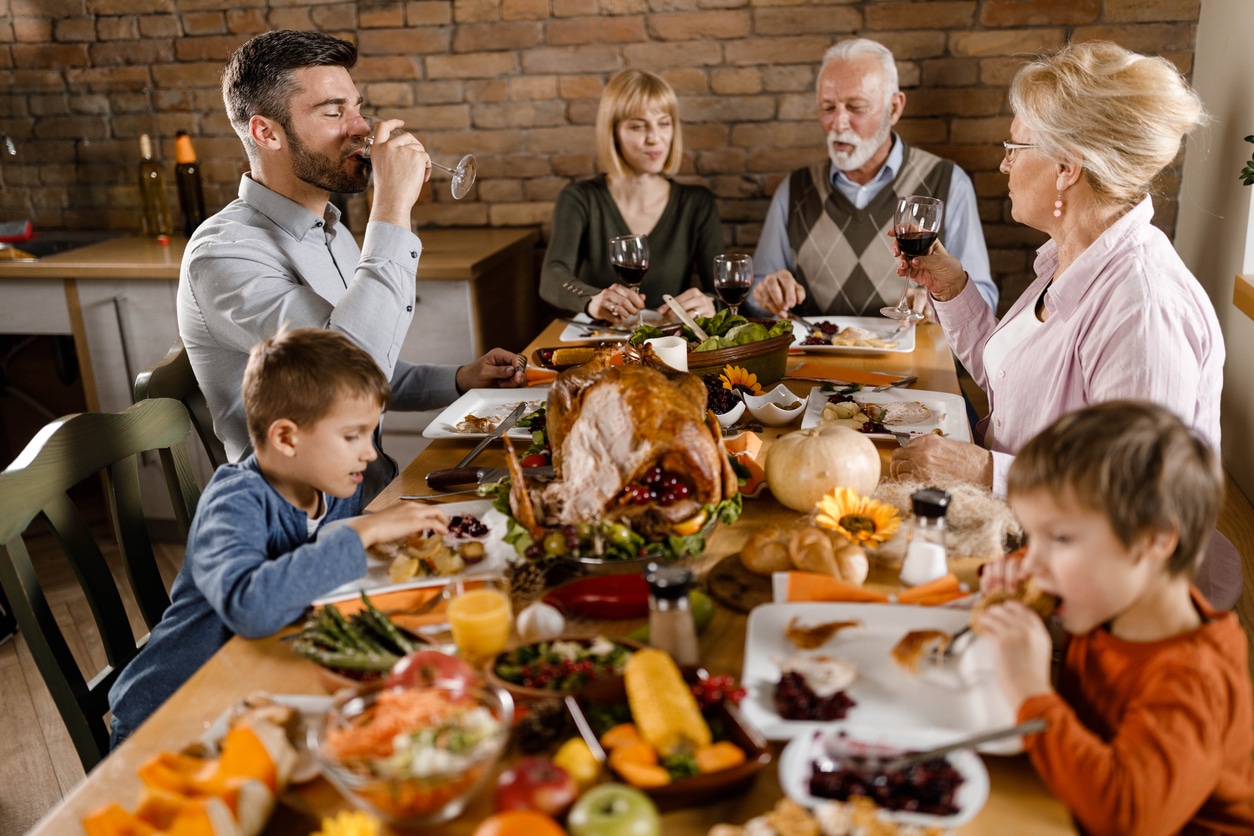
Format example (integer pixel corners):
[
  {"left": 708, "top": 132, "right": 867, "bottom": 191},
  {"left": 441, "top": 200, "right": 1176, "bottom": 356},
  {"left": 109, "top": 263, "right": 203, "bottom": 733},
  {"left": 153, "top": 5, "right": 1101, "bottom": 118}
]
[{"left": 977, "top": 400, "right": 1254, "bottom": 835}]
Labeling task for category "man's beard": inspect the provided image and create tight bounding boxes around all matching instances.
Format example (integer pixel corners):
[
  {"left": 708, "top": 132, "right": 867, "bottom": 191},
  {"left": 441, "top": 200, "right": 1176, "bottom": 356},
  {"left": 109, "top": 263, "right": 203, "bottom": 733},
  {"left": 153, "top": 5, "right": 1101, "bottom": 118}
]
[
  {"left": 827, "top": 111, "right": 893, "bottom": 173},
  {"left": 288, "top": 128, "right": 369, "bottom": 194}
]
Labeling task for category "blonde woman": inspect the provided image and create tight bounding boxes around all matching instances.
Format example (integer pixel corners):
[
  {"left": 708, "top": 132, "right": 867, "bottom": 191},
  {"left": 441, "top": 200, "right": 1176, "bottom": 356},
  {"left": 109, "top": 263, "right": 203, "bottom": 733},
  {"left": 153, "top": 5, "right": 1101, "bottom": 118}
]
[
  {"left": 540, "top": 69, "right": 723, "bottom": 325},
  {"left": 894, "top": 41, "right": 1221, "bottom": 493}
]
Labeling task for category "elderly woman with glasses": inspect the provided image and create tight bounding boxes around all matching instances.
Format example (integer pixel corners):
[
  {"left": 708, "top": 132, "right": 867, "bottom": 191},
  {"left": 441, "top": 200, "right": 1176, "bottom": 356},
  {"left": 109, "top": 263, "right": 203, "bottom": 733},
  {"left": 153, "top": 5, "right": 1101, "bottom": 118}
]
[{"left": 891, "top": 41, "right": 1222, "bottom": 497}]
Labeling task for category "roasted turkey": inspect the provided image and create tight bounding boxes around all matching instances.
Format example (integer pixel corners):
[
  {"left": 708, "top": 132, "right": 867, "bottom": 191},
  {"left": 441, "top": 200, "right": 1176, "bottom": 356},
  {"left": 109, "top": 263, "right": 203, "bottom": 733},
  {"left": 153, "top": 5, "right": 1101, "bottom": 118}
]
[{"left": 506, "top": 346, "right": 738, "bottom": 540}]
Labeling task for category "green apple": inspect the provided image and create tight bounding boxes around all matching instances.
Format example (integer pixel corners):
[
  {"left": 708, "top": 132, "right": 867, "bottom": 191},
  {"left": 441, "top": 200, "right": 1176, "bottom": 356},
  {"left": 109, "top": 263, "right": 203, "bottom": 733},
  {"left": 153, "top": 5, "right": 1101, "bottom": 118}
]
[{"left": 566, "top": 783, "right": 660, "bottom": 836}]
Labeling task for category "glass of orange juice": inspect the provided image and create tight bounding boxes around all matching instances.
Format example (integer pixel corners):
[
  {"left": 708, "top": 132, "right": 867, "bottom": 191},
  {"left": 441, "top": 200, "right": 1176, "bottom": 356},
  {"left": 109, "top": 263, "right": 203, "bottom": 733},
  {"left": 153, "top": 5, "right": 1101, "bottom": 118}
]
[{"left": 444, "top": 576, "right": 512, "bottom": 665}]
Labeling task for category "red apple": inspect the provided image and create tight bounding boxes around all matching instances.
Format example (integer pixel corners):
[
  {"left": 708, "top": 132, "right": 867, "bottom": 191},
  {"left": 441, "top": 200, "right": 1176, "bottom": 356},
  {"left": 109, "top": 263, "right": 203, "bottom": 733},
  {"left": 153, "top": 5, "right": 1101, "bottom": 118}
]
[
  {"left": 386, "top": 649, "right": 479, "bottom": 690},
  {"left": 494, "top": 757, "right": 579, "bottom": 818}
]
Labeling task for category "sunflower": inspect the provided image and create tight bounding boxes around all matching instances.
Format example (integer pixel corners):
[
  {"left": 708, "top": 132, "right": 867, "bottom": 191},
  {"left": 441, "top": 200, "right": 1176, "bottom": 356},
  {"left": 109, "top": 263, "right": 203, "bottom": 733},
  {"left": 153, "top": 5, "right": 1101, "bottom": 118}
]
[
  {"left": 719, "top": 365, "right": 762, "bottom": 396},
  {"left": 814, "top": 487, "right": 902, "bottom": 546}
]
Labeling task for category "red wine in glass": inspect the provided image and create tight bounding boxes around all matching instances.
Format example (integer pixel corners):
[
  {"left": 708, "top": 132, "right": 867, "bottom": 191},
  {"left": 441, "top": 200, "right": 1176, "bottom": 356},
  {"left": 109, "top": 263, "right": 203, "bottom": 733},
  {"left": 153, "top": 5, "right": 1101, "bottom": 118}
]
[
  {"left": 895, "top": 230, "right": 939, "bottom": 258},
  {"left": 882, "top": 195, "right": 943, "bottom": 322},
  {"left": 610, "top": 233, "right": 650, "bottom": 327},
  {"left": 714, "top": 253, "right": 754, "bottom": 316}
]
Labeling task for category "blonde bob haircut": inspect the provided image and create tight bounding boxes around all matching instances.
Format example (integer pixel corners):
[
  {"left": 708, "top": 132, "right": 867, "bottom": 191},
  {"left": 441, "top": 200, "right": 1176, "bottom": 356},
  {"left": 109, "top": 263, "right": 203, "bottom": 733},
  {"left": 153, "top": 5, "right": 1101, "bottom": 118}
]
[
  {"left": 595, "top": 69, "right": 683, "bottom": 177},
  {"left": 1009, "top": 40, "right": 1207, "bottom": 209}
]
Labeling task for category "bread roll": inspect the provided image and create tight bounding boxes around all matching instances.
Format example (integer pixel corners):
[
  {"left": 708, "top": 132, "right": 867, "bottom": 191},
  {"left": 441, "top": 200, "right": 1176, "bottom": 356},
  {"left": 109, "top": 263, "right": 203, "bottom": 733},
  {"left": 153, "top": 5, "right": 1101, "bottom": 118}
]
[
  {"left": 741, "top": 527, "right": 793, "bottom": 576},
  {"left": 787, "top": 527, "right": 839, "bottom": 576}
]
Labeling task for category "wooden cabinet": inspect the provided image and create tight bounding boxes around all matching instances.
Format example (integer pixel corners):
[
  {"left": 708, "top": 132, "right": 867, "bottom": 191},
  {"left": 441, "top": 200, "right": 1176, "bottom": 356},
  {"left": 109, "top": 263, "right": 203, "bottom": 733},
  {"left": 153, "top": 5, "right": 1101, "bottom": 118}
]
[{"left": 0, "top": 227, "right": 540, "bottom": 524}]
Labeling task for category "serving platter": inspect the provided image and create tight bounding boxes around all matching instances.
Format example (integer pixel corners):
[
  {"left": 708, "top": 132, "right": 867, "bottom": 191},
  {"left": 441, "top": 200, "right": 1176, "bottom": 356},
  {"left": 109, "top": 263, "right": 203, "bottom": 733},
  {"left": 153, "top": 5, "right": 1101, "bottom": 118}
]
[
  {"left": 800, "top": 385, "right": 971, "bottom": 442},
  {"left": 789, "top": 316, "right": 916, "bottom": 355},
  {"left": 421, "top": 387, "right": 549, "bottom": 440},
  {"left": 739, "top": 602, "right": 1019, "bottom": 752},
  {"left": 557, "top": 310, "right": 665, "bottom": 342},
  {"left": 313, "top": 500, "right": 516, "bottom": 605},
  {"left": 777, "top": 725, "right": 990, "bottom": 828}
]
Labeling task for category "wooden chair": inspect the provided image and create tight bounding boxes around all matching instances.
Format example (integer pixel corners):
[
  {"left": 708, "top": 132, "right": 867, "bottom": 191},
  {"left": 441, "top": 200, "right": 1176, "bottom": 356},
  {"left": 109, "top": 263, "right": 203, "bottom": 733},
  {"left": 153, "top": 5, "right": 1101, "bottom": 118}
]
[
  {"left": 134, "top": 338, "right": 228, "bottom": 471},
  {"left": 0, "top": 398, "right": 201, "bottom": 772}
]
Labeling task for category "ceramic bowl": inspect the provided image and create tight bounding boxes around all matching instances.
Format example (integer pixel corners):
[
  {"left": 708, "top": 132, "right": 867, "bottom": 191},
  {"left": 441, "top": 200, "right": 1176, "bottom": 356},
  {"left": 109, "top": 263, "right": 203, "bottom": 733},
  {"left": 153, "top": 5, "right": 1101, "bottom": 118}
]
[
  {"left": 685, "top": 329, "right": 794, "bottom": 386},
  {"left": 714, "top": 398, "right": 746, "bottom": 429},
  {"left": 483, "top": 634, "right": 645, "bottom": 704},
  {"left": 743, "top": 384, "right": 806, "bottom": 426}
]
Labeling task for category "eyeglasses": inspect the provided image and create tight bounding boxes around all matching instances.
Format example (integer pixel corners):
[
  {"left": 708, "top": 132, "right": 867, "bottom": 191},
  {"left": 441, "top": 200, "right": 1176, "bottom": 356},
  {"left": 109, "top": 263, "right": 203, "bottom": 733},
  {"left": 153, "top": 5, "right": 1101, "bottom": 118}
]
[{"left": 1002, "top": 141, "right": 1039, "bottom": 163}]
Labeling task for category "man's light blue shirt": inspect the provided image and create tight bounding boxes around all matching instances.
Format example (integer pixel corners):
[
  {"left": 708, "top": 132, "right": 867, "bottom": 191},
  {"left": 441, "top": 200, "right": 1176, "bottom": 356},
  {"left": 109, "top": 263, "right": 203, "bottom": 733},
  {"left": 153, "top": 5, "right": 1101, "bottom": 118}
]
[{"left": 751, "top": 135, "right": 998, "bottom": 312}]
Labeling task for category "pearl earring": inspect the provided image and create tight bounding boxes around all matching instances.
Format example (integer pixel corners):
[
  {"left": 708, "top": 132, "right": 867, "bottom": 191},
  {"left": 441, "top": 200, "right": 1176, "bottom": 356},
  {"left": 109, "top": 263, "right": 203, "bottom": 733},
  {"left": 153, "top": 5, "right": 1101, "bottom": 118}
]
[{"left": 1053, "top": 192, "right": 1063, "bottom": 218}]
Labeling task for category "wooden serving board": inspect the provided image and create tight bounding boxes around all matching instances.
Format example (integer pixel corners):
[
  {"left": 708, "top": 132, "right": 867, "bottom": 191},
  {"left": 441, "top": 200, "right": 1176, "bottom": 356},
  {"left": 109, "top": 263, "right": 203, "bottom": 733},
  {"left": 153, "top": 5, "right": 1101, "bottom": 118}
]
[{"left": 706, "top": 552, "right": 774, "bottom": 613}]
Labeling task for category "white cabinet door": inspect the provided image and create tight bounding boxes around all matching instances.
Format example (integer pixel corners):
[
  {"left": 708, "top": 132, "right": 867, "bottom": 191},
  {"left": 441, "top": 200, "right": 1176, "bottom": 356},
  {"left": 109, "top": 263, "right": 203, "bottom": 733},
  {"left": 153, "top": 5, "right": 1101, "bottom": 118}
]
[{"left": 75, "top": 279, "right": 215, "bottom": 522}]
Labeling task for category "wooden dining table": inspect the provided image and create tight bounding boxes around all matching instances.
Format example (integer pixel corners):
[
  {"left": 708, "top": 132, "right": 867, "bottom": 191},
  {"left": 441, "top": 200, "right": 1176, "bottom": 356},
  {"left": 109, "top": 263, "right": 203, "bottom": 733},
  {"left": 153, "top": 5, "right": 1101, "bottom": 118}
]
[{"left": 29, "top": 319, "right": 1077, "bottom": 835}]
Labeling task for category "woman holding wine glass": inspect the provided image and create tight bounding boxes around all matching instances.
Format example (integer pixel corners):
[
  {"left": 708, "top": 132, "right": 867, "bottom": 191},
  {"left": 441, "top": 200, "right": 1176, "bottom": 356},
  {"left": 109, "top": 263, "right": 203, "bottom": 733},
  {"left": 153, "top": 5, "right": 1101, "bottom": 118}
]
[
  {"left": 888, "top": 42, "right": 1238, "bottom": 608},
  {"left": 540, "top": 69, "right": 723, "bottom": 326}
]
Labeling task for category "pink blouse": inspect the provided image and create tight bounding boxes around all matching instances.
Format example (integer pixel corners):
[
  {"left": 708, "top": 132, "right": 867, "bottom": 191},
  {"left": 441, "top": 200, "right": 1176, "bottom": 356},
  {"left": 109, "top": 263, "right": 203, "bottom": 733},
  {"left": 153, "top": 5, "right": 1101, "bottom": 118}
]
[{"left": 933, "top": 197, "right": 1224, "bottom": 494}]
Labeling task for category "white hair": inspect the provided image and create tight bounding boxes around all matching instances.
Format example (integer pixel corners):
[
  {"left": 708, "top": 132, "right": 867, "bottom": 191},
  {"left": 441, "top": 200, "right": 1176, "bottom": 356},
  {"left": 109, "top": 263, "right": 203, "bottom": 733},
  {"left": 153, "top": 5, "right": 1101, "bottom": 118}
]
[{"left": 817, "top": 38, "right": 900, "bottom": 105}]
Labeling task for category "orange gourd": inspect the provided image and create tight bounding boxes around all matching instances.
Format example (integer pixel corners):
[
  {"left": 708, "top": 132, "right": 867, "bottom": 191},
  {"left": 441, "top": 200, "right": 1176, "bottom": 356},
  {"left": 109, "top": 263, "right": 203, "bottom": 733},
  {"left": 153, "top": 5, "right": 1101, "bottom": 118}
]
[{"left": 694, "top": 741, "right": 747, "bottom": 774}]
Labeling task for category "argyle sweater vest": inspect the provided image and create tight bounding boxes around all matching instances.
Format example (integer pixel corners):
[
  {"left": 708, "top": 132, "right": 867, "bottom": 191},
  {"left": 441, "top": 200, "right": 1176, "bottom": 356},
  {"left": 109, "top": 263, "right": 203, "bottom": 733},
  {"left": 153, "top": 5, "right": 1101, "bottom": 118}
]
[{"left": 785, "top": 145, "right": 954, "bottom": 316}]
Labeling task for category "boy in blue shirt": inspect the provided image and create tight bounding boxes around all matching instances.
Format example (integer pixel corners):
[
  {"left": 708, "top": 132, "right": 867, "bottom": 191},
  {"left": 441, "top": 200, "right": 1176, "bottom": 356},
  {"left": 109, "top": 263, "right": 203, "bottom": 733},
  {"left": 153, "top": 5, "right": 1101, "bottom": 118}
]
[{"left": 109, "top": 327, "right": 449, "bottom": 744}]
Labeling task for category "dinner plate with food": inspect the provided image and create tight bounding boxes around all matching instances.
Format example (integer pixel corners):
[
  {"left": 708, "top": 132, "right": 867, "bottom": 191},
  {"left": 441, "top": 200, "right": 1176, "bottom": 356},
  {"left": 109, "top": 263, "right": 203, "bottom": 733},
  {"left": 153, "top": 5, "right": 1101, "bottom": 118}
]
[
  {"left": 776, "top": 724, "right": 990, "bottom": 829},
  {"left": 312, "top": 500, "right": 515, "bottom": 605},
  {"left": 558, "top": 310, "right": 666, "bottom": 342},
  {"left": 739, "top": 602, "right": 1018, "bottom": 750},
  {"left": 789, "top": 316, "right": 916, "bottom": 354},
  {"left": 422, "top": 388, "right": 549, "bottom": 440},
  {"left": 800, "top": 385, "right": 972, "bottom": 442}
]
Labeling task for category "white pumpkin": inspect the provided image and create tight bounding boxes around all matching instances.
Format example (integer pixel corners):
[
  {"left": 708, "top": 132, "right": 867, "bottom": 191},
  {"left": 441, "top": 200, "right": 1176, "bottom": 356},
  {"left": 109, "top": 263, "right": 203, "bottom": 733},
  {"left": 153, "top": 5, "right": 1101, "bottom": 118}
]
[{"left": 764, "top": 424, "right": 881, "bottom": 511}]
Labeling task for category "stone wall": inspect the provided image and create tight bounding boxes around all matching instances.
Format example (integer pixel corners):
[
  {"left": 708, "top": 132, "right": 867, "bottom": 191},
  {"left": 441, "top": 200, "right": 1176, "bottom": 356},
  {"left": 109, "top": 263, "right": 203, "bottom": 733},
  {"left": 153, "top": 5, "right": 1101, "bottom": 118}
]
[{"left": 0, "top": 0, "right": 1201, "bottom": 306}]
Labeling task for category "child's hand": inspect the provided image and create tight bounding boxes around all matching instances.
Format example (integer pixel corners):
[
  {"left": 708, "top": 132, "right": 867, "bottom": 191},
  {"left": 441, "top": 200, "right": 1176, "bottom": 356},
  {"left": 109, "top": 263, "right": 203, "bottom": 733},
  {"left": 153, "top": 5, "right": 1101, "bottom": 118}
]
[
  {"left": 976, "top": 600, "right": 1054, "bottom": 709},
  {"left": 979, "top": 552, "right": 1030, "bottom": 596},
  {"left": 348, "top": 502, "right": 450, "bottom": 549}
]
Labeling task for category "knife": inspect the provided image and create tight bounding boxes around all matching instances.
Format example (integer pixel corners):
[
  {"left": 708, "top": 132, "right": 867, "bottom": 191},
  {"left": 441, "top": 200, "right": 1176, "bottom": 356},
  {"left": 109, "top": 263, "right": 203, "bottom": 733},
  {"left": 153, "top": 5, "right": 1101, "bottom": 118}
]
[
  {"left": 435, "top": 402, "right": 527, "bottom": 484},
  {"left": 426, "top": 465, "right": 556, "bottom": 491}
]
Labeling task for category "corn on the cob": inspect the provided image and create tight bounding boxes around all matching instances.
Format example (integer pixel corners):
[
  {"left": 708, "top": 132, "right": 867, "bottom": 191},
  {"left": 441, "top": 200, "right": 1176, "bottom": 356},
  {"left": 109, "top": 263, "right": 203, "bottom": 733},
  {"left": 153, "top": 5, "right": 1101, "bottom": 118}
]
[{"left": 624, "top": 648, "right": 711, "bottom": 757}]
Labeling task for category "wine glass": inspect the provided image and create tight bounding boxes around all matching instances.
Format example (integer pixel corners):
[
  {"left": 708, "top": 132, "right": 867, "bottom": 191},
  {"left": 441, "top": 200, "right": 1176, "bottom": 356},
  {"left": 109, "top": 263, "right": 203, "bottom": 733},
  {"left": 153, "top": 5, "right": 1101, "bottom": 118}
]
[
  {"left": 363, "top": 138, "right": 477, "bottom": 200},
  {"left": 713, "top": 253, "right": 753, "bottom": 317},
  {"left": 881, "top": 195, "right": 943, "bottom": 322},
  {"left": 610, "top": 233, "right": 650, "bottom": 327}
]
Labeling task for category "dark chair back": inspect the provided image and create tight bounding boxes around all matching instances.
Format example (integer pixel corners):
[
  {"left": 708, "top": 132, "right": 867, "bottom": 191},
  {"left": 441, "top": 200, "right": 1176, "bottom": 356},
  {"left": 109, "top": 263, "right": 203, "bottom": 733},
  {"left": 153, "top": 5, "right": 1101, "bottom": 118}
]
[
  {"left": 0, "top": 398, "right": 200, "bottom": 771},
  {"left": 134, "top": 338, "right": 228, "bottom": 472}
]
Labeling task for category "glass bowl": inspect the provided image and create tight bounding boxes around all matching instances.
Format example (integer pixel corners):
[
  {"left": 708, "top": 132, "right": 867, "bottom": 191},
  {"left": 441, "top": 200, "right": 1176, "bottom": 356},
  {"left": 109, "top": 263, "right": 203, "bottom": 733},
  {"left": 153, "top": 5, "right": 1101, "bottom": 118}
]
[{"left": 314, "top": 682, "right": 513, "bottom": 827}]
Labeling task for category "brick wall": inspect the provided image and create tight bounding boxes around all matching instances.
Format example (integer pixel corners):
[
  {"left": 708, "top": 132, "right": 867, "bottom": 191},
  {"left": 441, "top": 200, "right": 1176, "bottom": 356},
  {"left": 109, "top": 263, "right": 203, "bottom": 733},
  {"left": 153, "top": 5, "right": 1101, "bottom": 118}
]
[{"left": 0, "top": 0, "right": 1200, "bottom": 307}]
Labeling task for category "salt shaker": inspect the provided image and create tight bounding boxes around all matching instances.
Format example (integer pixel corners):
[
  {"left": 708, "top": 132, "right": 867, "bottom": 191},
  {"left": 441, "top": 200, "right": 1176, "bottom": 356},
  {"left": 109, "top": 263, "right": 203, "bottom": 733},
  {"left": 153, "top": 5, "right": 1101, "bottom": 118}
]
[
  {"left": 899, "top": 488, "right": 951, "bottom": 587},
  {"left": 644, "top": 563, "right": 700, "bottom": 665}
]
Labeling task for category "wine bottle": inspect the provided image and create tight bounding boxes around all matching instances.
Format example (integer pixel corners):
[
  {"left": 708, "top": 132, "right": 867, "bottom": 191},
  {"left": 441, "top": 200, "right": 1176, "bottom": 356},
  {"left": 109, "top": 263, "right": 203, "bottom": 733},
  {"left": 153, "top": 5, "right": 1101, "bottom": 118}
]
[
  {"left": 137, "top": 134, "right": 173, "bottom": 239},
  {"left": 173, "top": 130, "right": 206, "bottom": 236}
]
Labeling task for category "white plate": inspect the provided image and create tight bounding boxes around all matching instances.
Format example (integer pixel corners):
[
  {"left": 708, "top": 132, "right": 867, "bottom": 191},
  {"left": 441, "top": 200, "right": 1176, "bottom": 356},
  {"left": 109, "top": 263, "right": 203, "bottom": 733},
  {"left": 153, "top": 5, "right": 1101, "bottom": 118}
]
[
  {"left": 421, "top": 388, "right": 549, "bottom": 440},
  {"left": 202, "top": 693, "right": 332, "bottom": 784},
  {"left": 558, "top": 311, "right": 664, "bottom": 342},
  {"left": 789, "top": 316, "right": 916, "bottom": 354},
  {"left": 313, "top": 500, "right": 515, "bottom": 605},
  {"left": 778, "top": 725, "right": 990, "bottom": 829},
  {"left": 800, "top": 386, "right": 971, "bottom": 442},
  {"left": 739, "top": 602, "right": 1019, "bottom": 751}
]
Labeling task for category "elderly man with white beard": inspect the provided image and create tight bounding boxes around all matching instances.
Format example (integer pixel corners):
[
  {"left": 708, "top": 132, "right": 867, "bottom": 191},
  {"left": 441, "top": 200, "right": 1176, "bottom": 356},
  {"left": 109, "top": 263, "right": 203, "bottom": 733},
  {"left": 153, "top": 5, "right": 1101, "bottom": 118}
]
[{"left": 748, "top": 38, "right": 997, "bottom": 318}]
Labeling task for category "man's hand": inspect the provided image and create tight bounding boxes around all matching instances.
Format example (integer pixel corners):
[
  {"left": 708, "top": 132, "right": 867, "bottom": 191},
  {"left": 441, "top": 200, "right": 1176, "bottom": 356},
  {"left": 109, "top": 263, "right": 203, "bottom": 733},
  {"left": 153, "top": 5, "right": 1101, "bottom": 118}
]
[
  {"left": 658, "top": 287, "right": 715, "bottom": 320},
  {"left": 890, "top": 434, "right": 993, "bottom": 488},
  {"left": 456, "top": 347, "right": 526, "bottom": 392},
  {"left": 367, "top": 118, "right": 431, "bottom": 228},
  {"left": 348, "top": 502, "right": 448, "bottom": 550},
  {"left": 750, "top": 269, "right": 806, "bottom": 317}
]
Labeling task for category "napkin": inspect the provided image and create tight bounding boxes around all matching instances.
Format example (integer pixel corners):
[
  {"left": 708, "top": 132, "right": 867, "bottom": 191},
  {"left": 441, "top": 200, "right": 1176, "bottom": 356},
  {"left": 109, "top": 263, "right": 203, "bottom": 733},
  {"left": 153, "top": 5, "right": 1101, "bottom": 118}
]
[
  {"left": 784, "top": 363, "right": 905, "bottom": 387},
  {"left": 773, "top": 571, "right": 968, "bottom": 606}
]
